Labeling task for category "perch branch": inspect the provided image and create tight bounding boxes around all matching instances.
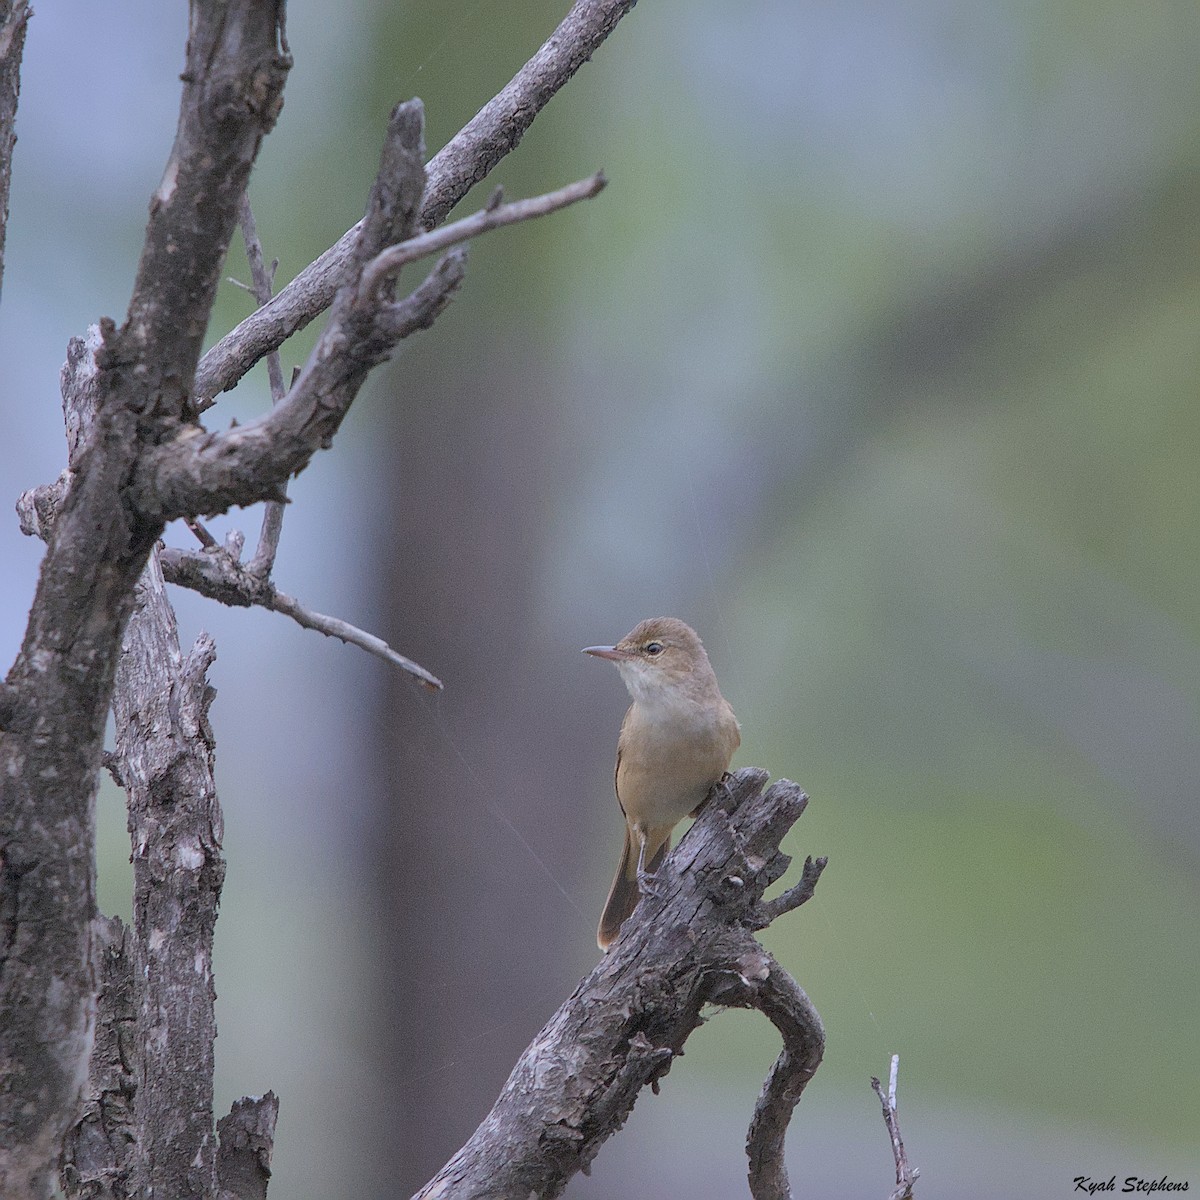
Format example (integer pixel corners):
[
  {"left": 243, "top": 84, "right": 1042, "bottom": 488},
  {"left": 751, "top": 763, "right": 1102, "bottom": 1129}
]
[
  {"left": 193, "top": 0, "right": 639, "bottom": 405},
  {"left": 413, "top": 769, "right": 825, "bottom": 1200},
  {"left": 159, "top": 544, "right": 443, "bottom": 690},
  {"left": 872, "top": 1055, "right": 919, "bottom": 1200}
]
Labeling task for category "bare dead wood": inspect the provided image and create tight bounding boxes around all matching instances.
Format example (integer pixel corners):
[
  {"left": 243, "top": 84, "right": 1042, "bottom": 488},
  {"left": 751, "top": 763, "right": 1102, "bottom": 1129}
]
[
  {"left": 59, "top": 917, "right": 138, "bottom": 1200},
  {"left": 16, "top": 241, "right": 466, "bottom": 544},
  {"left": 872, "top": 1055, "right": 919, "bottom": 1200},
  {"left": 60, "top": 557, "right": 282, "bottom": 1200},
  {"left": 110, "top": 551, "right": 226, "bottom": 1198},
  {"left": 742, "top": 959, "right": 827, "bottom": 1200},
  {"left": 132, "top": 161, "right": 606, "bottom": 525},
  {"left": 127, "top": 99, "right": 433, "bottom": 524},
  {"left": 217, "top": 1093, "right": 280, "bottom": 1200},
  {"left": 159, "top": 542, "right": 444, "bottom": 689},
  {"left": 236, "top": 194, "right": 290, "bottom": 577},
  {"left": 746, "top": 852, "right": 826, "bottom": 930},
  {"left": 0, "top": 5, "right": 288, "bottom": 1192},
  {"left": 193, "top": 0, "right": 640, "bottom": 406},
  {"left": 3, "top": 3, "right": 631, "bottom": 1193},
  {"left": 413, "top": 768, "right": 826, "bottom": 1200},
  {"left": 356, "top": 171, "right": 606, "bottom": 301}
]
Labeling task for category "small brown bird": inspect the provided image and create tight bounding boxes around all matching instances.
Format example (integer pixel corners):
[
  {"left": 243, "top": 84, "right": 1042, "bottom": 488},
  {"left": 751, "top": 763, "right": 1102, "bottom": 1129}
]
[{"left": 584, "top": 617, "right": 741, "bottom": 950}]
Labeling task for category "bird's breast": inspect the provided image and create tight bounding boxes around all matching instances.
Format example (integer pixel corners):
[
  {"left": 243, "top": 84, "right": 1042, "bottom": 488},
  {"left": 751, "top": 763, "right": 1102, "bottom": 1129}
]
[{"left": 616, "top": 699, "right": 738, "bottom": 827}]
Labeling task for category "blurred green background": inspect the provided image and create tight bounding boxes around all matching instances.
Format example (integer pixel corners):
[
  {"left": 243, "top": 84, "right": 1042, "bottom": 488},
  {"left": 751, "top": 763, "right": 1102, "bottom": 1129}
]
[{"left": 2, "top": 1, "right": 1198, "bottom": 1197}]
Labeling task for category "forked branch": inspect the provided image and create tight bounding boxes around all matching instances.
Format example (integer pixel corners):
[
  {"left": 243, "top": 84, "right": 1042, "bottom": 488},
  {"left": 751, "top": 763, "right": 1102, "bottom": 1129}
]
[
  {"left": 193, "top": 0, "right": 641, "bottom": 405},
  {"left": 131, "top": 105, "right": 603, "bottom": 525},
  {"left": 413, "top": 769, "right": 827, "bottom": 1200},
  {"left": 872, "top": 1055, "right": 919, "bottom": 1200}
]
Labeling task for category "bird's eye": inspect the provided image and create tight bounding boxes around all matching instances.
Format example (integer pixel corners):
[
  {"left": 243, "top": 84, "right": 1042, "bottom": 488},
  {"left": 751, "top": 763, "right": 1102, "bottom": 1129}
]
[{"left": 645, "top": 641, "right": 664, "bottom": 656}]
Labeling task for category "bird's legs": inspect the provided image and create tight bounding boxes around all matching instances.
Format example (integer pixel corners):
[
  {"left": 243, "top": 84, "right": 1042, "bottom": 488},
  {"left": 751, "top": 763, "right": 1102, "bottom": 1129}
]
[
  {"left": 689, "top": 770, "right": 735, "bottom": 819},
  {"left": 634, "top": 829, "right": 666, "bottom": 899}
]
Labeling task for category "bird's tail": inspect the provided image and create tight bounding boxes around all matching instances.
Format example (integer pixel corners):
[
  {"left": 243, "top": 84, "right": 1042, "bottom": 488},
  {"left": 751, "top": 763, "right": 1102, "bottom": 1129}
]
[{"left": 597, "top": 824, "right": 669, "bottom": 951}]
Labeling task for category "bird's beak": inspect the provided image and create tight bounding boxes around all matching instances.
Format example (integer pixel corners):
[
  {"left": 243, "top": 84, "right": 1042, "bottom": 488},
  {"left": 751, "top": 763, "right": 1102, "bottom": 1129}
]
[{"left": 583, "top": 644, "right": 631, "bottom": 661}]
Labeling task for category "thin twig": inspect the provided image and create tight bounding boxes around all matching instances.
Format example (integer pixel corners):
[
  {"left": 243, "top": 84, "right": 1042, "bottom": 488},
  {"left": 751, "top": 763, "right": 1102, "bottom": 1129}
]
[
  {"left": 158, "top": 544, "right": 443, "bottom": 690},
  {"left": 271, "top": 590, "right": 442, "bottom": 689},
  {"left": 237, "top": 194, "right": 289, "bottom": 578},
  {"left": 871, "top": 1055, "right": 919, "bottom": 1200},
  {"left": 237, "top": 195, "right": 286, "bottom": 402},
  {"left": 357, "top": 170, "right": 605, "bottom": 301},
  {"left": 187, "top": 518, "right": 218, "bottom": 549}
]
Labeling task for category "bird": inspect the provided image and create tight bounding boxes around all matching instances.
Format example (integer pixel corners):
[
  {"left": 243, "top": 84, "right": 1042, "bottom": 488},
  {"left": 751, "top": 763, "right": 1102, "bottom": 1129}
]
[{"left": 584, "top": 617, "right": 740, "bottom": 950}]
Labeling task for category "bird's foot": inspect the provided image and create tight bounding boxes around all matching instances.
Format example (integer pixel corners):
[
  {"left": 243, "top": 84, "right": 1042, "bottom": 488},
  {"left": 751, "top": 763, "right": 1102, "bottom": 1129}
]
[
  {"left": 690, "top": 771, "right": 735, "bottom": 819},
  {"left": 636, "top": 867, "right": 666, "bottom": 899}
]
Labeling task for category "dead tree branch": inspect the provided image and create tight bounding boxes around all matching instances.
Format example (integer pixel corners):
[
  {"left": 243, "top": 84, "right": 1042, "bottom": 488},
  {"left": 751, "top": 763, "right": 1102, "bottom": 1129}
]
[
  {"left": 236, "top": 193, "right": 290, "bottom": 577},
  {"left": 743, "top": 961, "right": 827, "bottom": 1200},
  {"left": 158, "top": 543, "right": 443, "bottom": 689},
  {"left": 357, "top": 171, "right": 605, "bottom": 301},
  {"left": 129, "top": 161, "right": 603, "bottom": 526},
  {"left": 872, "top": 1056, "right": 919, "bottom": 1200},
  {"left": 129, "top": 101, "right": 449, "bottom": 524},
  {"left": 0, "top": 4, "right": 288, "bottom": 1191},
  {"left": 58, "top": 917, "right": 138, "bottom": 1199},
  {"left": 413, "top": 768, "right": 826, "bottom": 1200},
  {"left": 108, "top": 552, "right": 226, "bottom": 1198},
  {"left": 1, "top": 0, "right": 638, "bottom": 1192},
  {"left": 61, "top": 553, "right": 282, "bottom": 1199},
  {"left": 193, "top": 0, "right": 640, "bottom": 406},
  {"left": 217, "top": 1094, "right": 281, "bottom": 1200}
]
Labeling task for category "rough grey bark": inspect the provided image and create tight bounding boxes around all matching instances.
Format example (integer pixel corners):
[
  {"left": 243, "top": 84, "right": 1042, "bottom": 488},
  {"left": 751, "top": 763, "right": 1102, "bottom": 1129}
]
[
  {"left": 217, "top": 1094, "right": 281, "bottom": 1200},
  {"left": 131, "top": 132, "right": 602, "bottom": 526},
  {"left": 127, "top": 100, "right": 433, "bottom": 524},
  {"left": 111, "top": 553, "right": 225, "bottom": 1199},
  {"left": 58, "top": 917, "right": 138, "bottom": 1200},
  {"left": 0, "top": 0, "right": 29, "bottom": 300},
  {"left": 413, "top": 769, "right": 827, "bottom": 1200},
  {"left": 57, "top": 549, "right": 283, "bottom": 1200},
  {"left": 0, "top": 4, "right": 288, "bottom": 1194}
]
